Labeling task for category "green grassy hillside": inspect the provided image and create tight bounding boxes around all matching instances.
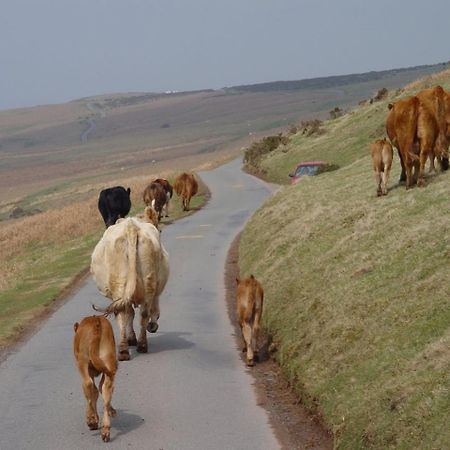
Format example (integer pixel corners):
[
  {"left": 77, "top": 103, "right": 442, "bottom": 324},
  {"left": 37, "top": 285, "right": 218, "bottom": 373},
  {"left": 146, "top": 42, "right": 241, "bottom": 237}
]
[{"left": 239, "top": 69, "right": 450, "bottom": 449}]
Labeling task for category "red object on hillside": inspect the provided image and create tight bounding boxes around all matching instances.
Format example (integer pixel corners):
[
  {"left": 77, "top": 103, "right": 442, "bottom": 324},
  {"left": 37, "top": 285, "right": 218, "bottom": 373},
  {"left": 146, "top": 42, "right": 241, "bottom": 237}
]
[{"left": 288, "top": 161, "right": 327, "bottom": 185}]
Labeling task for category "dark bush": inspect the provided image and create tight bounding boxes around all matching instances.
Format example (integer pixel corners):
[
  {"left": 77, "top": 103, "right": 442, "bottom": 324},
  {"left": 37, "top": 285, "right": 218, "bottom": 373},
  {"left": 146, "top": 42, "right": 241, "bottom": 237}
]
[
  {"left": 373, "top": 87, "right": 388, "bottom": 102},
  {"left": 243, "top": 133, "right": 289, "bottom": 168},
  {"left": 300, "top": 119, "right": 324, "bottom": 136},
  {"left": 329, "top": 107, "right": 343, "bottom": 119}
]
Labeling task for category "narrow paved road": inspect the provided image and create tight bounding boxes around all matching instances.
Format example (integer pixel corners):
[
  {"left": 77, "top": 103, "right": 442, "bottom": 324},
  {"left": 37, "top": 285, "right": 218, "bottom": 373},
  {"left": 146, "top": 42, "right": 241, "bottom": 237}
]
[{"left": 0, "top": 159, "right": 279, "bottom": 450}]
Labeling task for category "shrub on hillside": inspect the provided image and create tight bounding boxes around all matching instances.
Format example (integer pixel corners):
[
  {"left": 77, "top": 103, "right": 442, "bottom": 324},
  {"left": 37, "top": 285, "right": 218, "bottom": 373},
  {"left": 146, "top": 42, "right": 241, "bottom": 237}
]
[
  {"left": 329, "top": 107, "right": 343, "bottom": 119},
  {"left": 243, "top": 133, "right": 289, "bottom": 169},
  {"left": 300, "top": 119, "right": 324, "bottom": 136}
]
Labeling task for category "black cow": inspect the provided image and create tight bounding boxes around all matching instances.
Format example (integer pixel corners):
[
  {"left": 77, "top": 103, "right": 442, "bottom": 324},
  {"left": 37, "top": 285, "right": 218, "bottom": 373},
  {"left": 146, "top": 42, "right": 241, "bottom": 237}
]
[{"left": 98, "top": 186, "right": 131, "bottom": 227}]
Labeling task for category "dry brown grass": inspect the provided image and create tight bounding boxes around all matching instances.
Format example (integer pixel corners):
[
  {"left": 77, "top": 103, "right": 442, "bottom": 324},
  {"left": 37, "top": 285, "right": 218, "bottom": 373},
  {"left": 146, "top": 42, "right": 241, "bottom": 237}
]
[
  {"left": 0, "top": 198, "right": 98, "bottom": 290},
  {"left": 403, "top": 68, "right": 450, "bottom": 92}
]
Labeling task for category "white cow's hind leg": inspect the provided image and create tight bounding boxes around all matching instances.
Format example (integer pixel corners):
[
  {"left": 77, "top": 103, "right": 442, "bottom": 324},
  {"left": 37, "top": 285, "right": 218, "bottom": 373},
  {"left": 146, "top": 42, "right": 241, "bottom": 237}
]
[
  {"left": 116, "top": 310, "right": 130, "bottom": 361},
  {"left": 136, "top": 309, "right": 149, "bottom": 353},
  {"left": 147, "top": 295, "right": 160, "bottom": 333},
  {"left": 125, "top": 305, "right": 137, "bottom": 346}
]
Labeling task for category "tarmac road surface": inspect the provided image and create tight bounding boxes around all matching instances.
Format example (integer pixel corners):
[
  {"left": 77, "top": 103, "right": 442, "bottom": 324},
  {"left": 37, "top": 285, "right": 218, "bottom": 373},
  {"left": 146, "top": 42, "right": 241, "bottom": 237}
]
[{"left": 0, "top": 158, "right": 280, "bottom": 450}]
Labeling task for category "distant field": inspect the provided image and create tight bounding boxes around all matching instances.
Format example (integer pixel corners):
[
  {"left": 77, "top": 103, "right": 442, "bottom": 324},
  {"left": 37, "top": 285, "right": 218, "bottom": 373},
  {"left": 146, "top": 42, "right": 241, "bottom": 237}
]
[{"left": 239, "top": 68, "right": 450, "bottom": 448}]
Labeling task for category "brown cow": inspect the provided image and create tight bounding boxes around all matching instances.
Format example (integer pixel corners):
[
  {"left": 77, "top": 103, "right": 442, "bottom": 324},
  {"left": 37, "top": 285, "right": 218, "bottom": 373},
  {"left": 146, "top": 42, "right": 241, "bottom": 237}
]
[
  {"left": 143, "top": 182, "right": 167, "bottom": 221},
  {"left": 91, "top": 207, "right": 169, "bottom": 361},
  {"left": 416, "top": 86, "right": 450, "bottom": 174},
  {"left": 236, "top": 275, "right": 264, "bottom": 367},
  {"left": 152, "top": 178, "right": 173, "bottom": 217},
  {"left": 173, "top": 173, "right": 198, "bottom": 211},
  {"left": 386, "top": 85, "right": 450, "bottom": 188},
  {"left": 386, "top": 96, "right": 420, "bottom": 189},
  {"left": 370, "top": 138, "right": 393, "bottom": 196},
  {"left": 73, "top": 316, "right": 117, "bottom": 442}
]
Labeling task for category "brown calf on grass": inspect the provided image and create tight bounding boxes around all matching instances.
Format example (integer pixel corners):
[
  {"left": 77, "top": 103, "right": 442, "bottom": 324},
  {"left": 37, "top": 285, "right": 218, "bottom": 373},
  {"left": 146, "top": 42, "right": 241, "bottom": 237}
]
[
  {"left": 236, "top": 275, "right": 264, "bottom": 367},
  {"left": 370, "top": 138, "right": 393, "bottom": 196},
  {"left": 73, "top": 316, "right": 117, "bottom": 442}
]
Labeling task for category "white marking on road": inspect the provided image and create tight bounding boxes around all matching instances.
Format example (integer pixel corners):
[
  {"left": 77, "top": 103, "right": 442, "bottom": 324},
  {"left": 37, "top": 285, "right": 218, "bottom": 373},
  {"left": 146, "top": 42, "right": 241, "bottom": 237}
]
[
  {"left": 199, "top": 224, "right": 211, "bottom": 228},
  {"left": 175, "top": 235, "right": 204, "bottom": 239},
  {"left": 232, "top": 183, "right": 245, "bottom": 188}
]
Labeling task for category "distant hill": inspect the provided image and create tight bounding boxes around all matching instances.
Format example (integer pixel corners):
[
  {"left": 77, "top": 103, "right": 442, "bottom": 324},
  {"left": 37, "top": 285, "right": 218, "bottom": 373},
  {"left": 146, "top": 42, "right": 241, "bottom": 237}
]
[{"left": 226, "top": 62, "right": 448, "bottom": 93}]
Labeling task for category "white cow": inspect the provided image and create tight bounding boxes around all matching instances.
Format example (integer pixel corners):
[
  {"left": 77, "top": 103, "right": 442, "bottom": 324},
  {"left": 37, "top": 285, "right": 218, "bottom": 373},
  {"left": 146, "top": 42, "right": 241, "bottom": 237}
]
[{"left": 91, "top": 207, "right": 169, "bottom": 361}]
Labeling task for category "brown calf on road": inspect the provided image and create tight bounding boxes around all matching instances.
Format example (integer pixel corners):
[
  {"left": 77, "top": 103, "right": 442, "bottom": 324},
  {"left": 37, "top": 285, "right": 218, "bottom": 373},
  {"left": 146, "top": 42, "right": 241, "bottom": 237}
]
[
  {"left": 73, "top": 316, "right": 117, "bottom": 442},
  {"left": 236, "top": 275, "right": 264, "bottom": 367},
  {"left": 370, "top": 138, "right": 393, "bottom": 196},
  {"left": 174, "top": 173, "right": 198, "bottom": 211}
]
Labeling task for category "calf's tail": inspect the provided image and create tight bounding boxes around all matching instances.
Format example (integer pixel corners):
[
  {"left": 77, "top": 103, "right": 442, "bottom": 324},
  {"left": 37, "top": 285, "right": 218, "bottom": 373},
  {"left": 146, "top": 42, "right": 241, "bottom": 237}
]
[{"left": 89, "top": 318, "right": 113, "bottom": 377}]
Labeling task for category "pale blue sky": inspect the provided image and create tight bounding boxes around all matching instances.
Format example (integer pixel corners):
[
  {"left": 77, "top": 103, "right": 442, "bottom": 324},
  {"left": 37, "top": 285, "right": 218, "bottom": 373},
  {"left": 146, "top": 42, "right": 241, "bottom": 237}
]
[{"left": 1, "top": 0, "right": 449, "bottom": 109}]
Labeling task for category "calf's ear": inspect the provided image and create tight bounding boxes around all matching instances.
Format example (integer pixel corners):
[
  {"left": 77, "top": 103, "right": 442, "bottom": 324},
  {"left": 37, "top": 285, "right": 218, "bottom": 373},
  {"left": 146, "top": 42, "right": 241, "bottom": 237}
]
[
  {"left": 127, "top": 188, "right": 131, "bottom": 195},
  {"left": 236, "top": 277, "right": 240, "bottom": 285},
  {"left": 74, "top": 322, "right": 79, "bottom": 333}
]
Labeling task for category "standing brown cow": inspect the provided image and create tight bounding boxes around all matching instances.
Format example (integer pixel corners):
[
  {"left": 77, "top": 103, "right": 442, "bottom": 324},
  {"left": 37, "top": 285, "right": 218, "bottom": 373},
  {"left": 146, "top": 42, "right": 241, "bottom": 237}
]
[
  {"left": 152, "top": 178, "right": 173, "bottom": 217},
  {"left": 236, "top": 275, "right": 264, "bottom": 367},
  {"left": 370, "top": 138, "right": 393, "bottom": 196},
  {"left": 386, "top": 85, "right": 450, "bottom": 188},
  {"left": 173, "top": 173, "right": 198, "bottom": 211},
  {"left": 143, "top": 182, "right": 167, "bottom": 221},
  {"left": 73, "top": 316, "right": 117, "bottom": 442}
]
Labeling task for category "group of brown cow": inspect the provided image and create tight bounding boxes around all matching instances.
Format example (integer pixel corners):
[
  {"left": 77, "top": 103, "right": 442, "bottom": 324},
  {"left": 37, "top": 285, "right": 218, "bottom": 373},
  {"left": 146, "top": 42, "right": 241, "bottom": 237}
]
[
  {"left": 371, "top": 85, "right": 450, "bottom": 196},
  {"left": 73, "top": 170, "right": 265, "bottom": 442},
  {"left": 144, "top": 172, "right": 199, "bottom": 220}
]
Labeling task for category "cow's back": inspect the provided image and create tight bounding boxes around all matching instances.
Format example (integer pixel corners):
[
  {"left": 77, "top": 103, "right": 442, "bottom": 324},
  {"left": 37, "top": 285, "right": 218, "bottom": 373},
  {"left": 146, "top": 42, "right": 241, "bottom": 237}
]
[
  {"left": 98, "top": 186, "right": 131, "bottom": 227},
  {"left": 91, "top": 217, "right": 168, "bottom": 304}
]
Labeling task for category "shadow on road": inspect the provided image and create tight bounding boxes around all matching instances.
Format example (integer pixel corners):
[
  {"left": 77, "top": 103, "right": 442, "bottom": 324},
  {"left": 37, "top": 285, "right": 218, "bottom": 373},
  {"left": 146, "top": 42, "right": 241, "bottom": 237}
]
[
  {"left": 148, "top": 331, "right": 195, "bottom": 354},
  {"left": 90, "top": 409, "right": 144, "bottom": 441}
]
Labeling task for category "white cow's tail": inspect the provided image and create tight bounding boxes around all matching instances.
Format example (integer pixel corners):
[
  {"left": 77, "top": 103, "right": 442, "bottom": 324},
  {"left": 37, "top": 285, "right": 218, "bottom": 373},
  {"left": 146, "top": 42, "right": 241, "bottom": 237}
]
[
  {"left": 123, "top": 219, "right": 138, "bottom": 305},
  {"left": 96, "top": 220, "right": 138, "bottom": 316}
]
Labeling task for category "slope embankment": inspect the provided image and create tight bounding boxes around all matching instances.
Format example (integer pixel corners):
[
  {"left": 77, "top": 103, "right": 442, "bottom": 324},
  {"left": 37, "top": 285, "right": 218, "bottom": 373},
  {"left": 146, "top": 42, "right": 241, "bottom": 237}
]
[{"left": 239, "top": 69, "right": 450, "bottom": 448}]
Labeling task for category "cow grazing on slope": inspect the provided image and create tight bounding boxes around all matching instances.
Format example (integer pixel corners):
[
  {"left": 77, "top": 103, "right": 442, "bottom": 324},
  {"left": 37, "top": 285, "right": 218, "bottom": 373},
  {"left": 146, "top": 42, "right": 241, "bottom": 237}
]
[
  {"left": 174, "top": 173, "right": 198, "bottom": 211},
  {"left": 91, "top": 207, "right": 169, "bottom": 361},
  {"left": 152, "top": 178, "right": 173, "bottom": 217},
  {"left": 73, "top": 316, "right": 117, "bottom": 442},
  {"left": 98, "top": 186, "right": 131, "bottom": 227},
  {"left": 386, "top": 96, "right": 420, "bottom": 189},
  {"left": 370, "top": 138, "right": 393, "bottom": 196},
  {"left": 236, "top": 275, "right": 264, "bottom": 367},
  {"left": 143, "top": 182, "right": 167, "bottom": 221},
  {"left": 416, "top": 86, "right": 450, "bottom": 173},
  {"left": 386, "top": 85, "right": 450, "bottom": 188}
]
